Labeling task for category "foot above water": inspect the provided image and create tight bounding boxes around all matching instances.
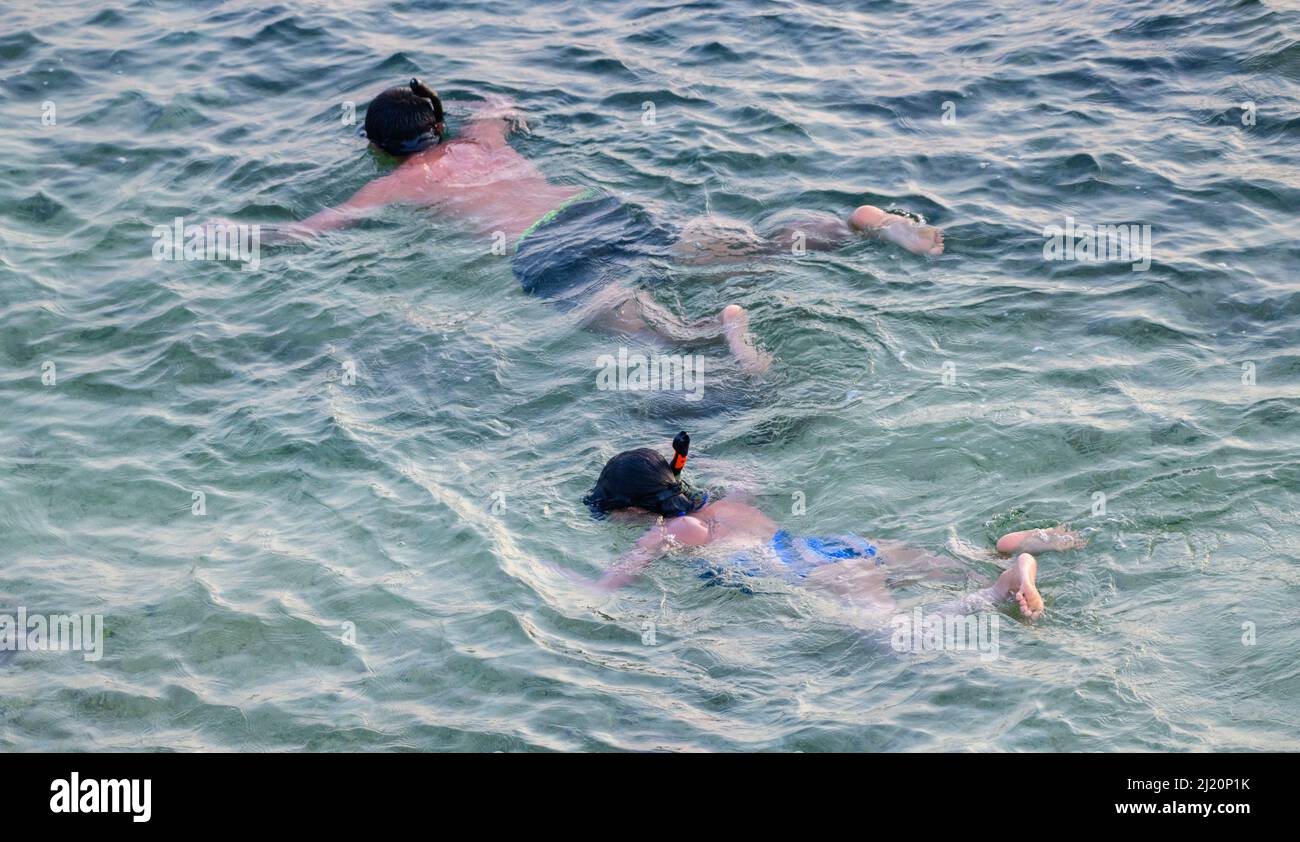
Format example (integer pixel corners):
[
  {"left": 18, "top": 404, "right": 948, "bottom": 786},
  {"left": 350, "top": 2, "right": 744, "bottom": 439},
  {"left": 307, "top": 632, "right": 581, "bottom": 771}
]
[
  {"left": 1012, "top": 552, "right": 1044, "bottom": 621},
  {"left": 997, "top": 525, "right": 1087, "bottom": 556}
]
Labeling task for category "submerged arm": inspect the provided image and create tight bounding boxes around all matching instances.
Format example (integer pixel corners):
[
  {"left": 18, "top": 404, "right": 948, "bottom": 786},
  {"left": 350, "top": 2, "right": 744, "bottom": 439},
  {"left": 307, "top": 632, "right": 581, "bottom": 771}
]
[
  {"left": 594, "top": 523, "right": 670, "bottom": 591},
  {"left": 593, "top": 515, "right": 712, "bottom": 591},
  {"left": 459, "top": 94, "right": 528, "bottom": 148},
  {"left": 291, "top": 171, "right": 411, "bottom": 235}
]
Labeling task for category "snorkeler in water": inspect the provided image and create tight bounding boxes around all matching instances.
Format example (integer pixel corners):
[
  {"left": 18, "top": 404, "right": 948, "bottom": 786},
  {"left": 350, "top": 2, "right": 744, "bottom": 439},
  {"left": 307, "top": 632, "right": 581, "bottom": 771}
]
[
  {"left": 283, "top": 79, "right": 944, "bottom": 374},
  {"left": 574, "top": 433, "right": 1085, "bottom": 622}
]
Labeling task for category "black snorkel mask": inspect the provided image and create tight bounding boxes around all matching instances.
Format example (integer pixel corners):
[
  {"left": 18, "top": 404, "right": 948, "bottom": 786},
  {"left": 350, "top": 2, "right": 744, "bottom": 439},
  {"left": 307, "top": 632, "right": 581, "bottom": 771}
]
[
  {"left": 634, "top": 432, "right": 706, "bottom": 517},
  {"left": 636, "top": 483, "right": 707, "bottom": 517},
  {"left": 363, "top": 77, "right": 447, "bottom": 156}
]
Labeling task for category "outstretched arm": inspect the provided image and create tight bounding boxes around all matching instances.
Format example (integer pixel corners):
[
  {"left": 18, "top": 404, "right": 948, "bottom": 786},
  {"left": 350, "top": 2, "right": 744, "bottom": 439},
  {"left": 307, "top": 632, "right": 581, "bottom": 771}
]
[
  {"left": 290, "top": 171, "right": 411, "bottom": 236},
  {"left": 593, "top": 514, "right": 714, "bottom": 591},
  {"left": 459, "top": 94, "right": 528, "bottom": 148},
  {"left": 594, "top": 523, "right": 669, "bottom": 591}
]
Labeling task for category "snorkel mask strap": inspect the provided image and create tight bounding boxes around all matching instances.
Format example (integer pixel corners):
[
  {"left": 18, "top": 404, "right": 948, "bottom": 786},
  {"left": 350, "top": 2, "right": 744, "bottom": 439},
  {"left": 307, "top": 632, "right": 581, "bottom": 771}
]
[
  {"left": 647, "top": 483, "right": 698, "bottom": 517},
  {"left": 409, "top": 77, "right": 446, "bottom": 139}
]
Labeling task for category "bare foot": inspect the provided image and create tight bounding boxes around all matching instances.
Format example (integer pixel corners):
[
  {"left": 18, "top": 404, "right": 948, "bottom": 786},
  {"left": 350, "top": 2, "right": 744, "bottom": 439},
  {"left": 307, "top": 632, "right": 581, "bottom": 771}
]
[
  {"left": 996, "top": 524, "right": 1087, "bottom": 556},
  {"left": 720, "top": 304, "right": 772, "bottom": 375},
  {"left": 987, "top": 552, "right": 1044, "bottom": 620},
  {"left": 1012, "top": 553, "right": 1044, "bottom": 620},
  {"left": 980, "top": 551, "right": 1045, "bottom": 621},
  {"left": 880, "top": 221, "right": 944, "bottom": 256},
  {"left": 849, "top": 205, "right": 944, "bottom": 256}
]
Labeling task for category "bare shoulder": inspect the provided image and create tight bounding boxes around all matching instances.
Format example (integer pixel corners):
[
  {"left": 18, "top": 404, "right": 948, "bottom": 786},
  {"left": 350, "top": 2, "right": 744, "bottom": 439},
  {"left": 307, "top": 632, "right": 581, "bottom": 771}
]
[
  {"left": 703, "top": 498, "right": 756, "bottom": 516},
  {"left": 664, "top": 516, "right": 710, "bottom": 546}
]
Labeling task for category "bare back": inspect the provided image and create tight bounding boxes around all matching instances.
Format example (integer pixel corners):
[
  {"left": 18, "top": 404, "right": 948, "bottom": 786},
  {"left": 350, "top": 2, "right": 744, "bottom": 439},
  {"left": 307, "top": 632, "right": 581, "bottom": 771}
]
[
  {"left": 662, "top": 498, "right": 779, "bottom": 548},
  {"left": 388, "top": 138, "right": 584, "bottom": 240},
  {"left": 298, "top": 101, "right": 583, "bottom": 240}
]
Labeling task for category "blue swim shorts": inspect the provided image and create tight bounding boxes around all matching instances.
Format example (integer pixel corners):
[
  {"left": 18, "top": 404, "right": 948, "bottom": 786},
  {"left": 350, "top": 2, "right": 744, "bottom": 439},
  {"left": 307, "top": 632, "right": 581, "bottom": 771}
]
[{"left": 511, "top": 189, "right": 675, "bottom": 309}]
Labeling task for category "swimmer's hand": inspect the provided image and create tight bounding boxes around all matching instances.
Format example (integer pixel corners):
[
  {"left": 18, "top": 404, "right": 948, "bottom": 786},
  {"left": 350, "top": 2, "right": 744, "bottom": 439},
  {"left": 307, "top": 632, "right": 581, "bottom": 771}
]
[
  {"left": 550, "top": 524, "right": 668, "bottom": 594},
  {"left": 543, "top": 561, "right": 605, "bottom": 591},
  {"left": 257, "top": 223, "right": 317, "bottom": 245},
  {"left": 471, "top": 94, "right": 530, "bottom": 137},
  {"left": 543, "top": 561, "right": 633, "bottom": 595},
  {"left": 202, "top": 217, "right": 315, "bottom": 246}
]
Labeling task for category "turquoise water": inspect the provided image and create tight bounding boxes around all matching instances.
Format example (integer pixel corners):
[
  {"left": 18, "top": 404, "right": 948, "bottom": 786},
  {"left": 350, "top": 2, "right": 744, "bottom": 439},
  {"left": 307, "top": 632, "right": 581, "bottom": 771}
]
[{"left": 1, "top": 0, "right": 1298, "bottom": 751}]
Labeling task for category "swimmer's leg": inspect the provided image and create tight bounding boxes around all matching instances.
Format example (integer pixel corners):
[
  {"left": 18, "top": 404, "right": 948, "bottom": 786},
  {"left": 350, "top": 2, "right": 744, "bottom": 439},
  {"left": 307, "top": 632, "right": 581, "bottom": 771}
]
[
  {"left": 850, "top": 205, "right": 944, "bottom": 256},
  {"left": 720, "top": 304, "right": 772, "bottom": 375},
  {"left": 669, "top": 213, "right": 853, "bottom": 264},
  {"left": 804, "top": 558, "right": 897, "bottom": 614},
  {"left": 995, "top": 524, "right": 1087, "bottom": 556},
  {"left": 670, "top": 218, "right": 781, "bottom": 262},
  {"left": 582, "top": 287, "right": 772, "bottom": 375},
  {"left": 871, "top": 539, "right": 957, "bottom": 571},
  {"left": 581, "top": 286, "right": 665, "bottom": 340}
]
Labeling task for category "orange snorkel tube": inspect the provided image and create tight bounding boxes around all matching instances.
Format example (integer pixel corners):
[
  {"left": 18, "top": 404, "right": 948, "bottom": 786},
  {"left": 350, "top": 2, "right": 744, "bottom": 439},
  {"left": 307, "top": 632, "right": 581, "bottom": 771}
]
[{"left": 671, "top": 431, "right": 689, "bottom": 476}]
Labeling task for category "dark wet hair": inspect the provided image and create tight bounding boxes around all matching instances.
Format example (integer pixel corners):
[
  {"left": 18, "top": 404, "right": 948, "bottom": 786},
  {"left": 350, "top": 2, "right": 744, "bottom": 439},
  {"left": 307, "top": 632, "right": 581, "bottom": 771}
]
[
  {"left": 362, "top": 78, "right": 446, "bottom": 156},
  {"left": 584, "top": 447, "right": 705, "bottom": 518}
]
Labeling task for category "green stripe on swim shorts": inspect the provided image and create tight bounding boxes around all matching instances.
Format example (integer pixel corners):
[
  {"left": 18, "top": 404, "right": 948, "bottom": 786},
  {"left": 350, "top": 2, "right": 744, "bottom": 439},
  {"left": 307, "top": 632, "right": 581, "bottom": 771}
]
[{"left": 515, "top": 187, "right": 601, "bottom": 249}]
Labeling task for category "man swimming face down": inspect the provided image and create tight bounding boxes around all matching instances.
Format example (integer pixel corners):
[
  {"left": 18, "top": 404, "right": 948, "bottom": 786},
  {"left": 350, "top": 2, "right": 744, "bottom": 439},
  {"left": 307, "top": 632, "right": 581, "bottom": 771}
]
[
  {"left": 291, "top": 79, "right": 777, "bottom": 373},
  {"left": 286, "top": 79, "right": 942, "bottom": 375}
]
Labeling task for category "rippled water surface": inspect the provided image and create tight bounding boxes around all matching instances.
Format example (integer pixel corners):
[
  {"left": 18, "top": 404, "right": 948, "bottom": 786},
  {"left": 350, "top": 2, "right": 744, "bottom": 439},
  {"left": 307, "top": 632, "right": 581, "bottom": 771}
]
[{"left": 1, "top": 0, "right": 1298, "bottom": 751}]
